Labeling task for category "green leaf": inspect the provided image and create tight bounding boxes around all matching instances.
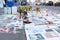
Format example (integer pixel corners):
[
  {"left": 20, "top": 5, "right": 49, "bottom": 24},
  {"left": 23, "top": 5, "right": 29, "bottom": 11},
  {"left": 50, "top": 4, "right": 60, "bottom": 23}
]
[{"left": 17, "top": 7, "right": 24, "bottom": 13}]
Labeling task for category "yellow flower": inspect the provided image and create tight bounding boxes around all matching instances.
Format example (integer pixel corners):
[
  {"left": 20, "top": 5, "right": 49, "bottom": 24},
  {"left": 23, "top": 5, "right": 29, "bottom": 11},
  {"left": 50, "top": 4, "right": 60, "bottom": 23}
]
[{"left": 36, "top": 7, "right": 41, "bottom": 12}]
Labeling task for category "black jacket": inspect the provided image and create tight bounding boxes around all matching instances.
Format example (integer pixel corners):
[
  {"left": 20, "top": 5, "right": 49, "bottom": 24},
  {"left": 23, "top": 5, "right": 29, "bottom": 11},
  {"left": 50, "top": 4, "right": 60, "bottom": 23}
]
[{"left": 5, "top": 0, "right": 7, "bottom": 3}]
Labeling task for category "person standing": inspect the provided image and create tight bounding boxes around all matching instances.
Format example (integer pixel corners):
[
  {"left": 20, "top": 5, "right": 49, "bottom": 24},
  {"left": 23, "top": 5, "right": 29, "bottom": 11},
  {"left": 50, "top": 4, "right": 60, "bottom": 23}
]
[
  {"left": 4, "top": 0, "right": 6, "bottom": 7},
  {"left": 6, "top": 0, "right": 14, "bottom": 7},
  {"left": 4, "top": 0, "right": 14, "bottom": 14},
  {"left": 0, "top": 0, "right": 5, "bottom": 8}
]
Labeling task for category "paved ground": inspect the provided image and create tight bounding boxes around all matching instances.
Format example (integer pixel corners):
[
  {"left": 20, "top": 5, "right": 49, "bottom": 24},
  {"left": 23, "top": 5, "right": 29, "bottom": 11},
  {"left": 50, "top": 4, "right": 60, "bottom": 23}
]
[
  {"left": 0, "top": 8, "right": 4, "bottom": 15},
  {"left": 0, "top": 5, "right": 27, "bottom": 40},
  {"left": 0, "top": 5, "right": 60, "bottom": 15},
  {"left": 33, "top": 5, "right": 60, "bottom": 11},
  {"left": 0, "top": 5, "right": 60, "bottom": 40},
  {"left": 40, "top": 5, "right": 60, "bottom": 11},
  {"left": 0, "top": 29, "right": 27, "bottom": 40}
]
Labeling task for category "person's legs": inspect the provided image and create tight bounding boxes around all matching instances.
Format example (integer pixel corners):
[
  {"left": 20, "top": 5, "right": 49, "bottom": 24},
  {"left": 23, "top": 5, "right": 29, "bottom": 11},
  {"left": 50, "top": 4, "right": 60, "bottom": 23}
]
[{"left": 4, "top": 0, "right": 6, "bottom": 7}]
